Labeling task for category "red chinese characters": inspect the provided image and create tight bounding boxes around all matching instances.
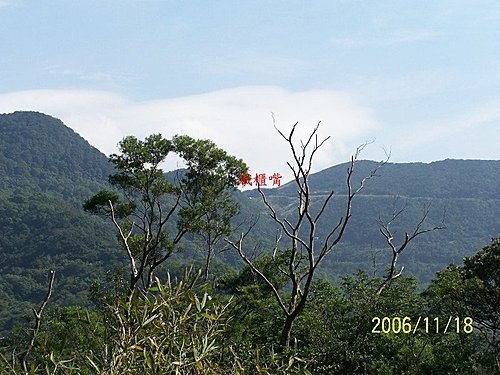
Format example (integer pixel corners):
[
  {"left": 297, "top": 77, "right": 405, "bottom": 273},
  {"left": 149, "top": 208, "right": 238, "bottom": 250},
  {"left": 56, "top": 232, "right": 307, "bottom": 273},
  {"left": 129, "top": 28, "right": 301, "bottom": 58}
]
[
  {"left": 268, "top": 172, "right": 282, "bottom": 187},
  {"left": 239, "top": 173, "right": 253, "bottom": 186},
  {"left": 254, "top": 173, "right": 267, "bottom": 186},
  {"left": 239, "top": 172, "right": 282, "bottom": 187}
]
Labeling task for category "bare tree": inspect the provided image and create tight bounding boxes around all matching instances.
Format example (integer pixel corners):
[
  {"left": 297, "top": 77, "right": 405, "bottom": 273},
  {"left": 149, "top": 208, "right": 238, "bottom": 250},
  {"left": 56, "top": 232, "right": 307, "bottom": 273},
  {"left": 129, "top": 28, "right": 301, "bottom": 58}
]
[
  {"left": 18, "top": 270, "right": 55, "bottom": 373},
  {"left": 376, "top": 201, "right": 445, "bottom": 296},
  {"left": 226, "top": 121, "right": 387, "bottom": 349}
]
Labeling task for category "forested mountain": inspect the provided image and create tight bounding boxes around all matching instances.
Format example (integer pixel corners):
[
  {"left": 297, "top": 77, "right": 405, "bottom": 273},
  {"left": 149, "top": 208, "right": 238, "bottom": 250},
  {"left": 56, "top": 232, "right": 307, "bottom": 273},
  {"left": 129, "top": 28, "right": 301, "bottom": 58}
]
[
  {"left": 248, "top": 159, "right": 500, "bottom": 284},
  {"left": 0, "top": 112, "right": 122, "bottom": 333},
  {"left": 273, "top": 158, "right": 500, "bottom": 199},
  {"left": 0, "top": 111, "right": 498, "bottom": 336},
  {"left": 0, "top": 111, "right": 113, "bottom": 200}
]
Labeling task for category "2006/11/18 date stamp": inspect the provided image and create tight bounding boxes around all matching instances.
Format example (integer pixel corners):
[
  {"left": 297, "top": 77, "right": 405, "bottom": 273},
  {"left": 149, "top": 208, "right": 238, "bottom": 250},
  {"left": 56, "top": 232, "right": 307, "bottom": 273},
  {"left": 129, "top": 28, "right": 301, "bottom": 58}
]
[{"left": 372, "top": 316, "right": 474, "bottom": 334}]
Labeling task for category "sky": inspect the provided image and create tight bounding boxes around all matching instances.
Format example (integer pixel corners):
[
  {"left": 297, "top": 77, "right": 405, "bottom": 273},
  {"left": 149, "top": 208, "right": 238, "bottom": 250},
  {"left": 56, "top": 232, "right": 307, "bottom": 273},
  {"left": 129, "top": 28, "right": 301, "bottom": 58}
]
[{"left": 0, "top": 0, "right": 499, "bottom": 184}]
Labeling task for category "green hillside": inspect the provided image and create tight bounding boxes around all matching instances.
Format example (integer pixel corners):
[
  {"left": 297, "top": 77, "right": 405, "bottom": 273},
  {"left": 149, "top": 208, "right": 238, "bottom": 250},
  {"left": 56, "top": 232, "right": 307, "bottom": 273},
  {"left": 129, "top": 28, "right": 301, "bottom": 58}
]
[
  {"left": 0, "top": 111, "right": 498, "bottom": 335},
  {"left": 245, "top": 159, "right": 500, "bottom": 284},
  {"left": 0, "top": 112, "right": 122, "bottom": 333},
  {"left": 0, "top": 111, "right": 113, "bottom": 201},
  {"left": 281, "top": 159, "right": 500, "bottom": 199}
]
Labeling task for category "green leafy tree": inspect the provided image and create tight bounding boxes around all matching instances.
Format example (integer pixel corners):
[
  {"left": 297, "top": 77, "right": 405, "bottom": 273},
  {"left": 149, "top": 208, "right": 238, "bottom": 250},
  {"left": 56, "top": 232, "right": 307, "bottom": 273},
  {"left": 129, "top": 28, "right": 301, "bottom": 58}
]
[
  {"left": 84, "top": 134, "right": 247, "bottom": 306},
  {"left": 219, "top": 251, "right": 290, "bottom": 347},
  {"left": 462, "top": 238, "right": 500, "bottom": 351},
  {"left": 172, "top": 135, "right": 245, "bottom": 281},
  {"left": 292, "top": 271, "right": 429, "bottom": 374},
  {"left": 424, "top": 238, "right": 500, "bottom": 372}
]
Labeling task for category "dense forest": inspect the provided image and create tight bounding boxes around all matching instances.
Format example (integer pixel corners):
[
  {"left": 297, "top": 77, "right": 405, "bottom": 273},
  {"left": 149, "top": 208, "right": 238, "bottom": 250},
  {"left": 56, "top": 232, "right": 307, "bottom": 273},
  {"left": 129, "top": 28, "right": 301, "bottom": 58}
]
[{"left": 0, "top": 111, "right": 498, "bottom": 374}]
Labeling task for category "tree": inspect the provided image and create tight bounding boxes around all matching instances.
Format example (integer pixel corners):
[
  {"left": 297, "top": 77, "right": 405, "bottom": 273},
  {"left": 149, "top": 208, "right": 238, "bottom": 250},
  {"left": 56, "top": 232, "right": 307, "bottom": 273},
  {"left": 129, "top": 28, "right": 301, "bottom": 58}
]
[
  {"left": 375, "top": 200, "right": 445, "bottom": 295},
  {"left": 172, "top": 135, "right": 244, "bottom": 281},
  {"left": 226, "top": 121, "right": 386, "bottom": 349},
  {"left": 425, "top": 238, "right": 500, "bottom": 372},
  {"left": 0, "top": 270, "right": 57, "bottom": 374},
  {"left": 18, "top": 270, "right": 55, "bottom": 373},
  {"left": 462, "top": 238, "right": 500, "bottom": 356},
  {"left": 84, "top": 134, "right": 247, "bottom": 307}
]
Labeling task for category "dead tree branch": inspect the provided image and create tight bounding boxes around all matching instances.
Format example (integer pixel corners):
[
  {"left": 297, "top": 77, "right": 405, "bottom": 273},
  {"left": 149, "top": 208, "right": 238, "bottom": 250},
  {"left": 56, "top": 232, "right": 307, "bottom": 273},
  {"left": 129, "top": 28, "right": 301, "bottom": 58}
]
[
  {"left": 18, "top": 270, "right": 55, "bottom": 372},
  {"left": 376, "top": 202, "right": 445, "bottom": 296},
  {"left": 227, "top": 119, "right": 388, "bottom": 349}
]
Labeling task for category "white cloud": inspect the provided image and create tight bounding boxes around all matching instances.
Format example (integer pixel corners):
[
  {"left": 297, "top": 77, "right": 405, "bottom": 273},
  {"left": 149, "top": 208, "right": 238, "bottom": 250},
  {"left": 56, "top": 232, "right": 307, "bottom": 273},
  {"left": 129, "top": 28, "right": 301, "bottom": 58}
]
[{"left": 0, "top": 86, "right": 380, "bottom": 184}]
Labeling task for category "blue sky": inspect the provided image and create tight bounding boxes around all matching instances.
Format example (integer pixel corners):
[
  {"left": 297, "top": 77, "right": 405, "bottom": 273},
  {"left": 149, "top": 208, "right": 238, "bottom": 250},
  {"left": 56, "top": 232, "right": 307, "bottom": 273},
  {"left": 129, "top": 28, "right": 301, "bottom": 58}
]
[{"left": 1, "top": 0, "right": 499, "bottom": 182}]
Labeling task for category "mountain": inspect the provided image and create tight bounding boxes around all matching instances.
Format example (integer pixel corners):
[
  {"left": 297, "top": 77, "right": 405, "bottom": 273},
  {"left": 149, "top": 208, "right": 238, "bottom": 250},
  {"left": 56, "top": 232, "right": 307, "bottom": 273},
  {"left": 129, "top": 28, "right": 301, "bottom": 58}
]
[
  {"left": 246, "top": 159, "right": 499, "bottom": 284},
  {"left": 0, "top": 112, "right": 122, "bottom": 333},
  {"left": 0, "top": 111, "right": 113, "bottom": 200},
  {"left": 274, "top": 159, "right": 500, "bottom": 199},
  {"left": 0, "top": 111, "right": 498, "bottom": 335}
]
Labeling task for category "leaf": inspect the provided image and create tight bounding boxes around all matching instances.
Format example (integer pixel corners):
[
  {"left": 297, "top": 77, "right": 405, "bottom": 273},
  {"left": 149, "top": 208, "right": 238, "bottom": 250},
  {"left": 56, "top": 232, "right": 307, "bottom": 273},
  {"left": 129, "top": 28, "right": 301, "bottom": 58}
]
[{"left": 201, "top": 312, "right": 217, "bottom": 320}]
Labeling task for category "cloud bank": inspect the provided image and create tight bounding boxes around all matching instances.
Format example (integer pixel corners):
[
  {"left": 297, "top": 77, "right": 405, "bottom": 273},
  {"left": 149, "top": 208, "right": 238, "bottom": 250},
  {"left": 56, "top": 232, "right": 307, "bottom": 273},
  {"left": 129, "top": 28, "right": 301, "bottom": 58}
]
[{"left": 0, "top": 86, "right": 379, "bottom": 184}]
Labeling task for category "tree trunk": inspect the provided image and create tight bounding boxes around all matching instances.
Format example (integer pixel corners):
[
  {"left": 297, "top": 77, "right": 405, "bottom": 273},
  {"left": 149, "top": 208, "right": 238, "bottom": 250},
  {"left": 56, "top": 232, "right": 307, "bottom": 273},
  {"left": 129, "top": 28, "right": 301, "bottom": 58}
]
[
  {"left": 280, "top": 314, "right": 295, "bottom": 349},
  {"left": 204, "top": 246, "right": 213, "bottom": 281}
]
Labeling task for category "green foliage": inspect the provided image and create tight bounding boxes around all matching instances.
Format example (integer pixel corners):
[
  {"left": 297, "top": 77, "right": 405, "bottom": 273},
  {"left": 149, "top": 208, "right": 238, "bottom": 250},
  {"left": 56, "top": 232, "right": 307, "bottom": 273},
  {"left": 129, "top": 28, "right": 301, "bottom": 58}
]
[
  {"left": 0, "top": 268, "right": 311, "bottom": 374},
  {"left": 0, "top": 192, "right": 121, "bottom": 335},
  {"left": 0, "top": 111, "right": 113, "bottom": 206},
  {"left": 2, "top": 112, "right": 500, "bottom": 373},
  {"left": 424, "top": 238, "right": 500, "bottom": 372},
  {"left": 83, "top": 133, "right": 248, "bottom": 290},
  {"left": 172, "top": 135, "right": 246, "bottom": 188},
  {"left": 226, "top": 344, "right": 312, "bottom": 374},
  {"left": 172, "top": 135, "right": 248, "bottom": 279},
  {"left": 90, "top": 269, "right": 233, "bottom": 374},
  {"left": 82, "top": 190, "right": 120, "bottom": 215},
  {"left": 219, "top": 243, "right": 500, "bottom": 374},
  {"left": 218, "top": 253, "right": 290, "bottom": 346},
  {"left": 0, "top": 112, "right": 122, "bottom": 336},
  {"left": 291, "top": 272, "right": 428, "bottom": 374},
  {"left": 108, "top": 134, "right": 176, "bottom": 195},
  {"left": 3, "top": 241, "right": 500, "bottom": 374}
]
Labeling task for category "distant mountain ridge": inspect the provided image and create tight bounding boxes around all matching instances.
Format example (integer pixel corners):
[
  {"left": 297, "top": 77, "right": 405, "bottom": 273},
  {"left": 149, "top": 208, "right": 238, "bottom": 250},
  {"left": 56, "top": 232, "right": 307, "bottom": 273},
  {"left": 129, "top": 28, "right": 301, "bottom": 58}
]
[
  {"left": 255, "top": 159, "right": 500, "bottom": 199},
  {"left": 0, "top": 111, "right": 498, "bottom": 334},
  {"left": 245, "top": 158, "right": 499, "bottom": 285}
]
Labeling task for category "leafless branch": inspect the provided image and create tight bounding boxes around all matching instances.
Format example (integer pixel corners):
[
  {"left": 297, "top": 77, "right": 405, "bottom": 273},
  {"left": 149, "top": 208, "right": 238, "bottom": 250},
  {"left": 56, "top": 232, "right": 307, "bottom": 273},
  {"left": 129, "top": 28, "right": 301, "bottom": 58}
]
[
  {"left": 231, "top": 119, "right": 388, "bottom": 348},
  {"left": 109, "top": 200, "right": 138, "bottom": 279},
  {"left": 18, "top": 270, "right": 55, "bottom": 372},
  {"left": 316, "top": 150, "right": 389, "bottom": 265},
  {"left": 271, "top": 232, "right": 291, "bottom": 278},
  {"left": 225, "top": 234, "right": 289, "bottom": 315},
  {"left": 376, "top": 203, "right": 445, "bottom": 295}
]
